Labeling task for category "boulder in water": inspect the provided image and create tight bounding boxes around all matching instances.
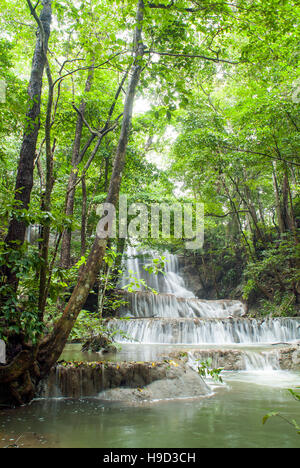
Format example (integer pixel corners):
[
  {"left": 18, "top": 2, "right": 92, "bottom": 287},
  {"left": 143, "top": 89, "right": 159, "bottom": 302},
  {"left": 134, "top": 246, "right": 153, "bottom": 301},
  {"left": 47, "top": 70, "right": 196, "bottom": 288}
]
[{"left": 82, "top": 335, "right": 118, "bottom": 354}]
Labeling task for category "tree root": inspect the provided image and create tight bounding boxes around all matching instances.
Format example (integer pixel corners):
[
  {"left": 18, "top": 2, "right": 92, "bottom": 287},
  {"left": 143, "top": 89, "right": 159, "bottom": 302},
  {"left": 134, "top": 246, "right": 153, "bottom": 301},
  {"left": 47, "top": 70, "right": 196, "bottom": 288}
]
[
  {"left": 9, "top": 371, "right": 35, "bottom": 406},
  {"left": 0, "top": 350, "right": 34, "bottom": 384}
]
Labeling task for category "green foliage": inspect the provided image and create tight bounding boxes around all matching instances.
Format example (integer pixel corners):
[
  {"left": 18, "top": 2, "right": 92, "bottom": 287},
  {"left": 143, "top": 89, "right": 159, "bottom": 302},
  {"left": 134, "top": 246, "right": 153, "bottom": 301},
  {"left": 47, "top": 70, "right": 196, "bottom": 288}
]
[
  {"left": 243, "top": 234, "right": 299, "bottom": 314},
  {"left": 69, "top": 310, "right": 109, "bottom": 342},
  {"left": 144, "top": 255, "right": 167, "bottom": 276},
  {"left": 196, "top": 358, "right": 224, "bottom": 384},
  {"left": 288, "top": 388, "right": 300, "bottom": 403},
  {"left": 0, "top": 242, "right": 43, "bottom": 342},
  {"left": 122, "top": 270, "right": 158, "bottom": 294},
  {"left": 69, "top": 310, "right": 130, "bottom": 345},
  {"left": 0, "top": 0, "right": 299, "bottom": 353},
  {"left": 47, "top": 256, "right": 87, "bottom": 305}
]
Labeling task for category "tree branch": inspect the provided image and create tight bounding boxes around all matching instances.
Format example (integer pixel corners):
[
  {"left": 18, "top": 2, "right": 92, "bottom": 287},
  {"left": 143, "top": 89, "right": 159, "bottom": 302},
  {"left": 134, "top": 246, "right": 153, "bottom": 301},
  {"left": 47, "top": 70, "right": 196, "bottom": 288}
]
[
  {"left": 206, "top": 210, "right": 249, "bottom": 218},
  {"left": 72, "top": 104, "right": 100, "bottom": 136},
  {"left": 52, "top": 51, "right": 128, "bottom": 89},
  {"left": 222, "top": 145, "right": 300, "bottom": 167},
  {"left": 147, "top": 1, "right": 249, "bottom": 13},
  {"left": 68, "top": 118, "right": 123, "bottom": 194},
  {"left": 147, "top": 0, "right": 219, "bottom": 12},
  {"left": 146, "top": 49, "right": 240, "bottom": 65}
]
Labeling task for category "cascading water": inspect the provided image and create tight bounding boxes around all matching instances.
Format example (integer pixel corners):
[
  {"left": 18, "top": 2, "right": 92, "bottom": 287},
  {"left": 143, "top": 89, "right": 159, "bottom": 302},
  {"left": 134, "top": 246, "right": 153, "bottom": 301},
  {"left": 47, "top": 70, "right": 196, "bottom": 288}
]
[
  {"left": 243, "top": 351, "right": 280, "bottom": 371},
  {"left": 118, "top": 247, "right": 246, "bottom": 319},
  {"left": 108, "top": 316, "right": 300, "bottom": 345},
  {"left": 110, "top": 247, "right": 300, "bottom": 346}
]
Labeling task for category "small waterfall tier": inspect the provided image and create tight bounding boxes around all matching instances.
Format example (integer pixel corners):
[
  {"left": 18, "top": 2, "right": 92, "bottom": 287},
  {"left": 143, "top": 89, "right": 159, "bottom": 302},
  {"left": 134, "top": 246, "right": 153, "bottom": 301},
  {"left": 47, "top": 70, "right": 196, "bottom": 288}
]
[
  {"left": 119, "top": 292, "right": 246, "bottom": 319},
  {"left": 107, "top": 317, "right": 300, "bottom": 345},
  {"left": 119, "top": 247, "right": 245, "bottom": 319},
  {"left": 186, "top": 349, "right": 282, "bottom": 372}
]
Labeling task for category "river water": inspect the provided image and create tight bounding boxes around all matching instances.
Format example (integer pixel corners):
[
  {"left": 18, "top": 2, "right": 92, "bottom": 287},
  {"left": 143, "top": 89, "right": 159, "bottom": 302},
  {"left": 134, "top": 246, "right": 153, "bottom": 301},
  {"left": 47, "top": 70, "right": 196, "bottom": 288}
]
[
  {"left": 0, "top": 248, "right": 299, "bottom": 448},
  {"left": 0, "top": 366, "right": 299, "bottom": 448}
]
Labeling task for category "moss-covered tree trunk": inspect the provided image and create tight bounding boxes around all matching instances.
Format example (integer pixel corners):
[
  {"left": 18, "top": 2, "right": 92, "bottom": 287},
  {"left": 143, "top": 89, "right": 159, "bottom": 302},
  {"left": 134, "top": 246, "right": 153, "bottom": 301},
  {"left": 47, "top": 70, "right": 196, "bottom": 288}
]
[{"left": 1, "top": 0, "right": 52, "bottom": 293}]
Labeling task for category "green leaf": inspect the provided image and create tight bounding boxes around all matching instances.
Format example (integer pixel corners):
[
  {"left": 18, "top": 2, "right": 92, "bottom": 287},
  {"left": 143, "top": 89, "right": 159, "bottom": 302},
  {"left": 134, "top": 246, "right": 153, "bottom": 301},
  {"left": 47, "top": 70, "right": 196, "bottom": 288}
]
[{"left": 262, "top": 412, "right": 279, "bottom": 425}]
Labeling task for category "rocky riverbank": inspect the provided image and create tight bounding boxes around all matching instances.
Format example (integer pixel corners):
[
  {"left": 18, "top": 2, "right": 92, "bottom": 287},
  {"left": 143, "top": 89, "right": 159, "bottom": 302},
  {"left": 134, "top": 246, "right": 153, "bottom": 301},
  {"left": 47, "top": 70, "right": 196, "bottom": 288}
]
[
  {"left": 37, "top": 343, "right": 299, "bottom": 401},
  {"left": 1, "top": 343, "right": 298, "bottom": 407}
]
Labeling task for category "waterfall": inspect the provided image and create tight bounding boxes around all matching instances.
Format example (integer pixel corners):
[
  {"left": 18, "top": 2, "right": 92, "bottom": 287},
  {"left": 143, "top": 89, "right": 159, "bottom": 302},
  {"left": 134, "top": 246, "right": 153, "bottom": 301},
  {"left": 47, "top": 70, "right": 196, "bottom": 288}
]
[
  {"left": 119, "top": 246, "right": 194, "bottom": 296},
  {"left": 107, "top": 317, "right": 300, "bottom": 345},
  {"left": 120, "top": 292, "right": 246, "bottom": 319},
  {"left": 243, "top": 351, "right": 280, "bottom": 371},
  {"left": 119, "top": 247, "right": 246, "bottom": 319},
  {"left": 112, "top": 247, "right": 300, "bottom": 346},
  {"left": 185, "top": 349, "right": 282, "bottom": 372}
]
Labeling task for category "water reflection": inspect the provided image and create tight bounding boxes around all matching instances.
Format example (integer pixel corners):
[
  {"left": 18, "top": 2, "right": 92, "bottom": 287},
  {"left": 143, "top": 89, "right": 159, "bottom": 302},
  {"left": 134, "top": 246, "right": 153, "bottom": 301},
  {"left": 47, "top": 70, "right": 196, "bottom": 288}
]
[{"left": 0, "top": 377, "right": 299, "bottom": 448}]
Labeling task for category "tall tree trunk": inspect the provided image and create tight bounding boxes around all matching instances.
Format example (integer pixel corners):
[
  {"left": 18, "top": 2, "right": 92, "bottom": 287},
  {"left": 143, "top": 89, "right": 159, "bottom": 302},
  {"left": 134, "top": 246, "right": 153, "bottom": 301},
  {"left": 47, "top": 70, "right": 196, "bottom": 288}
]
[
  {"left": 272, "top": 161, "right": 285, "bottom": 234},
  {"left": 0, "top": 0, "right": 145, "bottom": 406},
  {"left": 272, "top": 161, "right": 293, "bottom": 235},
  {"left": 281, "top": 171, "right": 291, "bottom": 232},
  {"left": 37, "top": 0, "right": 145, "bottom": 377},
  {"left": 37, "top": 57, "right": 54, "bottom": 321},
  {"left": 257, "top": 191, "right": 267, "bottom": 230},
  {"left": 1, "top": 0, "right": 52, "bottom": 292},
  {"left": 80, "top": 176, "right": 87, "bottom": 257}
]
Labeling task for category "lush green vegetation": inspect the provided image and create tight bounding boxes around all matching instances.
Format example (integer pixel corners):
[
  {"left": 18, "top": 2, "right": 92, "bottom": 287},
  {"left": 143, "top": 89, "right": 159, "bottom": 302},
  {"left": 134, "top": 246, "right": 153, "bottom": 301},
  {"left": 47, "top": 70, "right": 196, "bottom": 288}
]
[{"left": 0, "top": 0, "right": 299, "bottom": 404}]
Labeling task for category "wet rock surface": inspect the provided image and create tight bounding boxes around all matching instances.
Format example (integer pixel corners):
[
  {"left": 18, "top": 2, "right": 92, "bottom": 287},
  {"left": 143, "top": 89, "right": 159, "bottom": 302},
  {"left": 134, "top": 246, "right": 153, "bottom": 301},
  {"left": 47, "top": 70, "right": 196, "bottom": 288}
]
[
  {"left": 278, "top": 345, "right": 300, "bottom": 369},
  {"left": 38, "top": 359, "right": 210, "bottom": 401},
  {"left": 172, "top": 344, "right": 300, "bottom": 371},
  {"left": 98, "top": 367, "right": 211, "bottom": 403},
  {"left": 2, "top": 343, "right": 299, "bottom": 406}
]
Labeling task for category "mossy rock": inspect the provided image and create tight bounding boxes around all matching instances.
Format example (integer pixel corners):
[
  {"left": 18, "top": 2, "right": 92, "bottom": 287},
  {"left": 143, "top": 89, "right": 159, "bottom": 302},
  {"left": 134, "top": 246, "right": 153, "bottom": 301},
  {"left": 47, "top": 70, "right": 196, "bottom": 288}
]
[{"left": 82, "top": 335, "right": 117, "bottom": 353}]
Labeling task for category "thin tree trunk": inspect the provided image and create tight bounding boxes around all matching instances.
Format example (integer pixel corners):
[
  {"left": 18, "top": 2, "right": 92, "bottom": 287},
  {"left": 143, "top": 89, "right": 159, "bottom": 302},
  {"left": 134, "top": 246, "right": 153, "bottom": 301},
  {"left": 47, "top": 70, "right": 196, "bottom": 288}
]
[
  {"left": 59, "top": 58, "right": 128, "bottom": 268},
  {"left": 230, "top": 173, "right": 265, "bottom": 245},
  {"left": 80, "top": 176, "right": 87, "bottom": 257},
  {"left": 60, "top": 64, "right": 95, "bottom": 268},
  {"left": 281, "top": 171, "right": 291, "bottom": 232},
  {"left": 221, "top": 176, "right": 254, "bottom": 260},
  {"left": 272, "top": 161, "right": 285, "bottom": 234},
  {"left": 98, "top": 265, "right": 111, "bottom": 318},
  {"left": 104, "top": 155, "right": 110, "bottom": 192},
  {"left": 257, "top": 191, "right": 267, "bottom": 230}
]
